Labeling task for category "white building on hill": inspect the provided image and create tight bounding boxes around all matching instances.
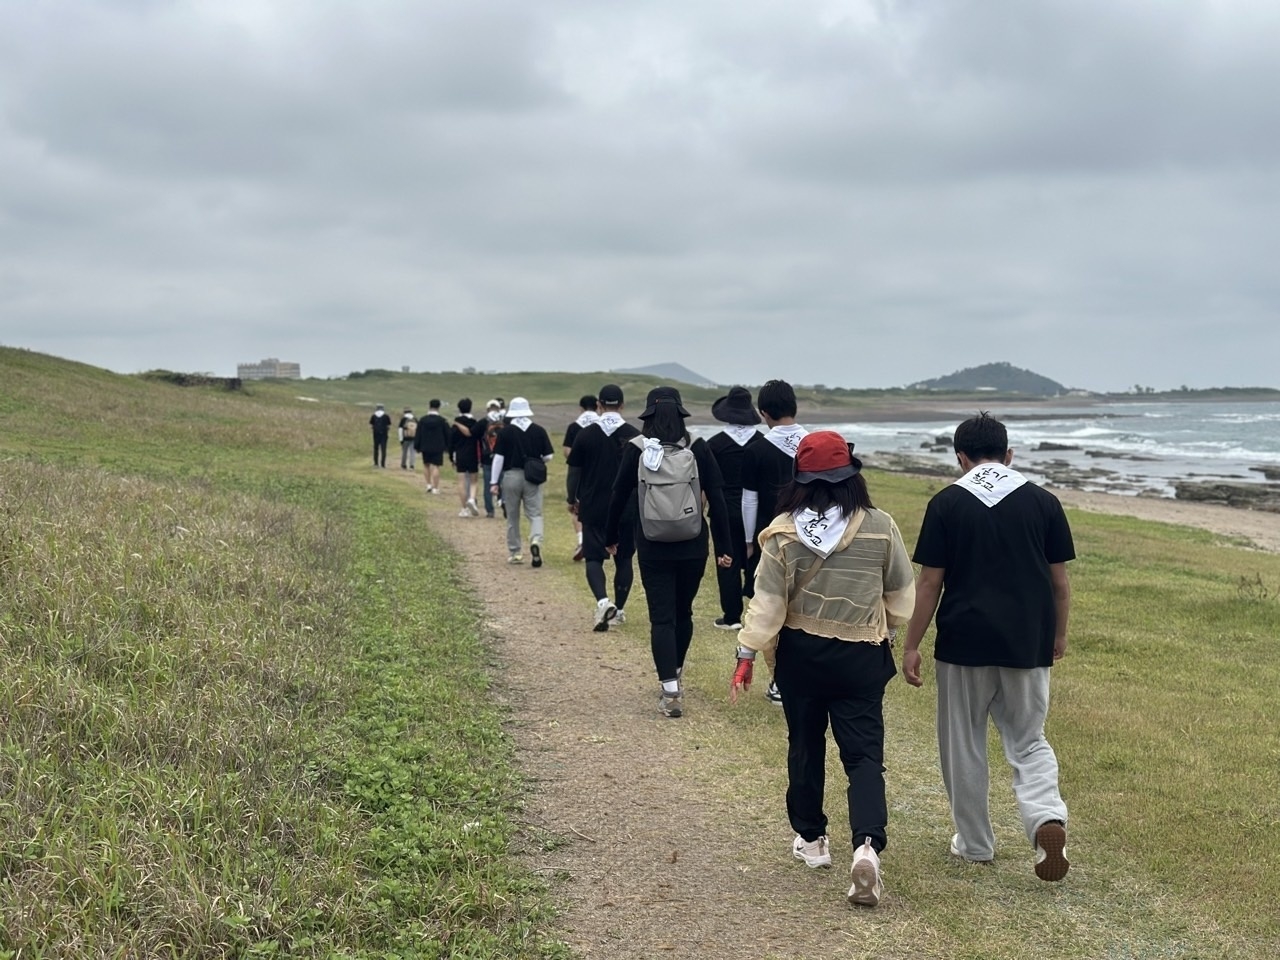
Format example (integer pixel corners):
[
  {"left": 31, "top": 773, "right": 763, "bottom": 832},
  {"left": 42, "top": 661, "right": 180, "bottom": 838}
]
[{"left": 238, "top": 358, "right": 301, "bottom": 380}]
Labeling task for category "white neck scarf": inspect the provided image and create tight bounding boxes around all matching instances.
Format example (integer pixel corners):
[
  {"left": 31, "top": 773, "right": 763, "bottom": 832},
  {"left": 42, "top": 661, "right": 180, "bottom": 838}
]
[
  {"left": 793, "top": 507, "right": 851, "bottom": 558},
  {"left": 764, "top": 423, "right": 808, "bottom": 457},
  {"left": 954, "top": 462, "right": 1028, "bottom": 507},
  {"left": 511, "top": 417, "right": 532, "bottom": 432},
  {"left": 722, "top": 424, "right": 759, "bottom": 447},
  {"left": 487, "top": 411, "right": 502, "bottom": 422},
  {"left": 598, "top": 411, "right": 626, "bottom": 437},
  {"left": 575, "top": 410, "right": 600, "bottom": 428}
]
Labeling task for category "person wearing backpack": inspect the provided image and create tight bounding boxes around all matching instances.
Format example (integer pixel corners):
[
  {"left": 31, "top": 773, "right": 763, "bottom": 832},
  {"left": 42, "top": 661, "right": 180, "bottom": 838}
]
[
  {"left": 479, "top": 400, "right": 504, "bottom": 518},
  {"left": 489, "top": 397, "right": 554, "bottom": 566},
  {"left": 605, "top": 386, "right": 734, "bottom": 718},
  {"left": 398, "top": 408, "right": 418, "bottom": 470},
  {"left": 567, "top": 384, "right": 639, "bottom": 631},
  {"left": 729, "top": 431, "right": 916, "bottom": 908}
]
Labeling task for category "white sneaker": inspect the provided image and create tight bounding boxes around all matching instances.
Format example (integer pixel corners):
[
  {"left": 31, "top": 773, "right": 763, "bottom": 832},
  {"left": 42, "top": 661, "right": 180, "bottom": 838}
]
[
  {"left": 457, "top": 508, "right": 471, "bottom": 517},
  {"left": 848, "top": 838, "right": 883, "bottom": 907},
  {"left": 593, "top": 597, "right": 617, "bottom": 632},
  {"left": 949, "top": 833, "right": 993, "bottom": 865},
  {"left": 791, "top": 834, "right": 832, "bottom": 869},
  {"left": 466, "top": 499, "right": 480, "bottom": 516},
  {"left": 613, "top": 608, "right": 626, "bottom": 625},
  {"left": 765, "top": 681, "right": 783, "bottom": 706}
]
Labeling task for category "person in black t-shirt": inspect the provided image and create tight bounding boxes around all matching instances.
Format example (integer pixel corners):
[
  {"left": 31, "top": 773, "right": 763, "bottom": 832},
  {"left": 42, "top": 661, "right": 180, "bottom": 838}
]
[
  {"left": 449, "top": 397, "right": 483, "bottom": 517},
  {"left": 740, "top": 379, "right": 808, "bottom": 704},
  {"left": 902, "top": 412, "right": 1075, "bottom": 882},
  {"left": 489, "top": 397, "right": 554, "bottom": 566},
  {"left": 413, "top": 399, "right": 451, "bottom": 494},
  {"left": 567, "top": 385, "right": 638, "bottom": 631},
  {"left": 369, "top": 404, "right": 392, "bottom": 468},
  {"left": 706, "top": 386, "right": 762, "bottom": 630},
  {"left": 605, "top": 386, "right": 733, "bottom": 718},
  {"left": 564, "top": 394, "right": 598, "bottom": 561}
]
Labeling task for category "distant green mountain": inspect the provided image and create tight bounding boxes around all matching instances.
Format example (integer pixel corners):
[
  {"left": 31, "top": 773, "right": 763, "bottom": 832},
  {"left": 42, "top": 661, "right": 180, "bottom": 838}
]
[{"left": 909, "top": 362, "right": 1069, "bottom": 396}]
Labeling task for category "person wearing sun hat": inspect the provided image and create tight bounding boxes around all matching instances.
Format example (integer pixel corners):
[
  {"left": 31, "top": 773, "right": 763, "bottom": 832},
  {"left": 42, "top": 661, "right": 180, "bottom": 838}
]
[
  {"left": 489, "top": 397, "right": 555, "bottom": 565},
  {"left": 706, "top": 386, "right": 764, "bottom": 633},
  {"left": 605, "top": 386, "right": 735, "bottom": 718},
  {"left": 730, "top": 430, "right": 916, "bottom": 909}
]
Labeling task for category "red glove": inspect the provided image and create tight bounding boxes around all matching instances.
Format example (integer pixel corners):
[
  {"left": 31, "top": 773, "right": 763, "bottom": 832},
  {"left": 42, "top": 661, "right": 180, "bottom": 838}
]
[{"left": 731, "top": 658, "right": 754, "bottom": 697}]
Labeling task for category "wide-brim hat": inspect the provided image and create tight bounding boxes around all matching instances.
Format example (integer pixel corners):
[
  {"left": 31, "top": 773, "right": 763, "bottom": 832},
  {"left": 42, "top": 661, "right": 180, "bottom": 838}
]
[
  {"left": 711, "top": 386, "right": 761, "bottom": 425},
  {"left": 639, "top": 386, "right": 690, "bottom": 419},
  {"left": 794, "top": 430, "right": 862, "bottom": 484},
  {"left": 506, "top": 397, "right": 534, "bottom": 418}
]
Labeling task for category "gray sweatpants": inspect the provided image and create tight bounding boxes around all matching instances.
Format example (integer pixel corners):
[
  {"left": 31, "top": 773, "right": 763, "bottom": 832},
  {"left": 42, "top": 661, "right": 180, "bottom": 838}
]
[
  {"left": 500, "top": 470, "right": 545, "bottom": 555},
  {"left": 936, "top": 661, "right": 1067, "bottom": 860}
]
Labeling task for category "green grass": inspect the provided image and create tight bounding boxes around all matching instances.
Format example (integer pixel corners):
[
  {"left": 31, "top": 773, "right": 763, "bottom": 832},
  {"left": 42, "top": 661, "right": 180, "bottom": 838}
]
[
  {"left": 3, "top": 344, "right": 1280, "bottom": 957},
  {"left": 0, "top": 347, "right": 568, "bottom": 957}
]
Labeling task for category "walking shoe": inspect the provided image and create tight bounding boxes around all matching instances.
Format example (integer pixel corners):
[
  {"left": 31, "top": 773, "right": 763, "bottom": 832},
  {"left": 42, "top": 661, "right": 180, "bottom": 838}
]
[
  {"left": 530, "top": 542, "right": 542, "bottom": 568},
  {"left": 765, "top": 681, "right": 783, "bottom": 705},
  {"left": 792, "top": 834, "right": 832, "bottom": 869},
  {"left": 658, "top": 690, "right": 683, "bottom": 718},
  {"left": 593, "top": 598, "right": 617, "bottom": 632},
  {"left": 499, "top": 500, "right": 507, "bottom": 518},
  {"left": 713, "top": 616, "right": 743, "bottom": 630},
  {"left": 466, "top": 499, "right": 480, "bottom": 517},
  {"left": 848, "top": 839, "right": 883, "bottom": 907},
  {"left": 949, "top": 833, "right": 994, "bottom": 865},
  {"left": 507, "top": 554, "right": 524, "bottom": 564},
  {"left": 573, "top": 543, "right": 585, "bottom": 562},
  {"left": 613, "top": 608, "right": 626, "bottom": 625},
  {"left": 1034, "top": 821, "right": 1070, "bottom": 881},
  {"left": 457, "top": 508, "right": 471, "bottom": 517}
]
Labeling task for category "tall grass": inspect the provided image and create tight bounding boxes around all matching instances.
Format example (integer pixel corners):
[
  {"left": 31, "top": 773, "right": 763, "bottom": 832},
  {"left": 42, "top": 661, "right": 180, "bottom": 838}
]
[{"left": 0, "top": 344, "right": 568, "bottom": 957}]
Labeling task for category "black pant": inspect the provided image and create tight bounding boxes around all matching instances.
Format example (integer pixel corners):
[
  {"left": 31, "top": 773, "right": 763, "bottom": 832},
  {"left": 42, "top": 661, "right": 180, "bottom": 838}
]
[
  {"left": 372, "top": 436, "right": 387, "bottom": 466},
  {"left": 583, "top": 520, "right": 635, "bottom": 609},
  {"left": 776, "top": 629, "right": 896, "bottom": 853},
  {"left": 714, "top": 499, "right": 752, "bottom": 622},
  {"left": 638, "top": 553, "right": 707, "bottom": 682}
]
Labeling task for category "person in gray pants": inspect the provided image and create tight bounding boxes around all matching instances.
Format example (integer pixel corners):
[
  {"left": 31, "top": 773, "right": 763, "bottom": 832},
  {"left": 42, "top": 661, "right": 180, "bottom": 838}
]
[
  {"left": 488, "top": 397, "right": 554, "bottom": 566},
  {"left": 901, "top": 412, "right": 1075, "bottom": 881}
]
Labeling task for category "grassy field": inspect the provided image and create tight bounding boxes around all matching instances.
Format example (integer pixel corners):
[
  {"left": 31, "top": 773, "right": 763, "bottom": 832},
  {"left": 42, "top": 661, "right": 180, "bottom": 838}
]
[{"left": 2, "top": 345, "right": 1280, "bottom": 957}]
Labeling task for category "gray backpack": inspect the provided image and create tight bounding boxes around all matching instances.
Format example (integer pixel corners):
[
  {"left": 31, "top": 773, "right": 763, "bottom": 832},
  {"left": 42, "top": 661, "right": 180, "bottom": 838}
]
[{"left": 632, "top": 437, "right": 702, "bottom": 542}]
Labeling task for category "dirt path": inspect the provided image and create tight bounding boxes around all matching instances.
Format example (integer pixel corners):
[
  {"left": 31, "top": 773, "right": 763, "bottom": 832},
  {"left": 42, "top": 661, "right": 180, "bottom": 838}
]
[{"left": 401, "top": 479, "right": 920, "bottom": 958}]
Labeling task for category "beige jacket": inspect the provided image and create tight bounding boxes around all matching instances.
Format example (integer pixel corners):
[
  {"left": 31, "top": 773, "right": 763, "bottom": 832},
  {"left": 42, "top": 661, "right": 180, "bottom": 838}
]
[{"left": 737, "top": 507, "right": 916, "bottom": 663}]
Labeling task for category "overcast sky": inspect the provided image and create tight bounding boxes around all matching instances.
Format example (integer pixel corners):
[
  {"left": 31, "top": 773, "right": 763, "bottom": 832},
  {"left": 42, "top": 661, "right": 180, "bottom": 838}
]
[{"left": 2, "top": 1, "right": 1277, "bottom": 392}]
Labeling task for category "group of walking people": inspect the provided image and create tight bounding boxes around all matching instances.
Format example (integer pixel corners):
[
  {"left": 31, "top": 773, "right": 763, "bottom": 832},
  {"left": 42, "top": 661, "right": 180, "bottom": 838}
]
[{"left": 370, "top": 383, "right": 1076, "bottom": 910}]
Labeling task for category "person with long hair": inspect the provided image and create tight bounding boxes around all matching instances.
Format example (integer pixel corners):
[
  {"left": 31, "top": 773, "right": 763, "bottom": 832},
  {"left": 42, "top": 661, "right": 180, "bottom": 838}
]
[
  {"left": 730, "top": 431, "right": 915, "bottom": 908},
  {"left": 605, "top": 386, "right": 733, "bottom": 718}
]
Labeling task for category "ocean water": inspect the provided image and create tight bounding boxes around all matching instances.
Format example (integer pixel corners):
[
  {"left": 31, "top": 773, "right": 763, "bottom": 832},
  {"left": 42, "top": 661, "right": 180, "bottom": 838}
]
[{"left": 691, "top": 400, "right": 1280, "bottom": 497}]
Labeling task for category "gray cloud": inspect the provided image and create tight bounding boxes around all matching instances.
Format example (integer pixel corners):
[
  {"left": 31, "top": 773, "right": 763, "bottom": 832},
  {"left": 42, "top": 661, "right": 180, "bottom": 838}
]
[{"left": 2, "top": 0, "right": 1278, "bottom": 390}]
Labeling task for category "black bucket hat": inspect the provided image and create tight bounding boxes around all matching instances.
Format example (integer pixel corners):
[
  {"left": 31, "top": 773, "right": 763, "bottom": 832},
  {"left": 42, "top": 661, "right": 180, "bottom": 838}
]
[
  {"left": 711, "top": 386, "right": 761, "bottom": 426},
  {"left": 638, "top": 386, "right": 691, "bottom": 419}
]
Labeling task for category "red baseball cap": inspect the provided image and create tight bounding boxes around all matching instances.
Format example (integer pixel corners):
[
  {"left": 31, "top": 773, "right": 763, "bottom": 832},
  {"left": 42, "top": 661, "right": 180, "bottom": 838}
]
[{"left": 794, "top": 431, "right": 862, "bottom": 483}]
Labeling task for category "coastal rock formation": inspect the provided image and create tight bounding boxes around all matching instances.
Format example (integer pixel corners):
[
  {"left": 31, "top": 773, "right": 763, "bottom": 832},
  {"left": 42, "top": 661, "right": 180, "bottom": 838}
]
[{"left": 1174, "top": 482, "right": 1280, "bottom": 513}]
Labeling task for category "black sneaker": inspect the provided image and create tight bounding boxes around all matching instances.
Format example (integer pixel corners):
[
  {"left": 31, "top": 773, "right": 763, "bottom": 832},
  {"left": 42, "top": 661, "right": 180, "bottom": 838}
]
[
  {"left": 713, "top": 616, "right": 743, "bottom": 630},
  {"left": 530, "top": 543, "right": 542, "bottom": 568}
]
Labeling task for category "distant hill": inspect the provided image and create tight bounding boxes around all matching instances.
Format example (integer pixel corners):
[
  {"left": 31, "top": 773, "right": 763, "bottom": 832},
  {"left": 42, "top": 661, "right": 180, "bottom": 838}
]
[
  {"left": 909, "top": 362, "right": 1069, "bottom": 396},
  {"left": 611, "top": 362, "right": 717, "bottom": 388}
]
